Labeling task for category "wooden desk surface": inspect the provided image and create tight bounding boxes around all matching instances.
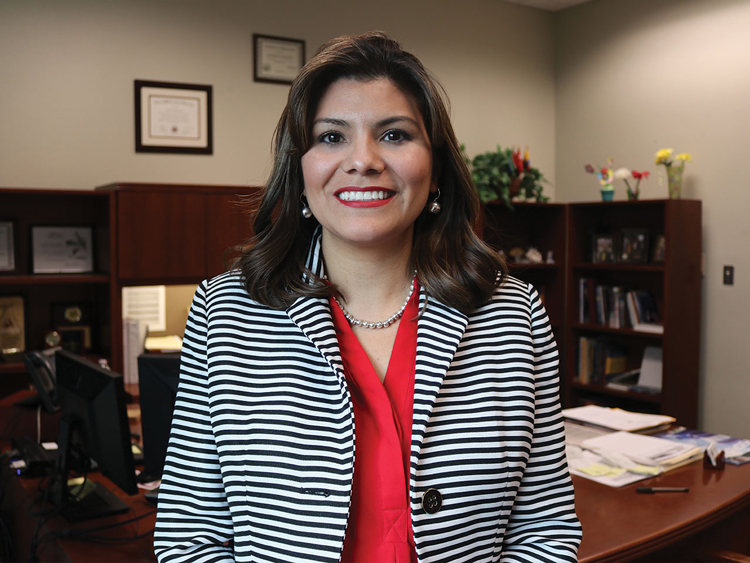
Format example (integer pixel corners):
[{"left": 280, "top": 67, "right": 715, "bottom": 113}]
[
  {"left": 4, "top": 390, "right": 750, "bottom": 561},
  {"left": 576, "top": 460, "right": 750, "bottom": 562},
  {"left": 1, "top": 465, "right": 157, "bottom": 562}
]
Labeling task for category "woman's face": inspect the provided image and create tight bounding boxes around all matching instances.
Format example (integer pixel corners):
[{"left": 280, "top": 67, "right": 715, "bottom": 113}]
[{"left": 301, "top": 77, "right": 436, "bottom": 253}]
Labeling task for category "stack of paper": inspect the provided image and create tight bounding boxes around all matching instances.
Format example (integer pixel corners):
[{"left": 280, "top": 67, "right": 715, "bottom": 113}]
[
  {"left": 582, "top": 431, "right": 702, "bottom": 469},
  {"left": 145, "top": 335, "right": 183, "bottom": 352},
  {"left": 566, "top": 430, "right": 703, "bottom": 488},
  {"left": 122, "top": 318, "right": 147, "bottom": 384},
  {"left": 653, "top": 428, "right": 750, "bottom": 465},
  {"left": 562, "top": 405, "right": 675, "bottom": 434}
]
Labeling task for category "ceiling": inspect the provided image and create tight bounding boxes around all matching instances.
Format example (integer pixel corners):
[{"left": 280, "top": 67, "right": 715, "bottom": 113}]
[{"left": 502, "top": 0, "right": 593, "bottom": 11}]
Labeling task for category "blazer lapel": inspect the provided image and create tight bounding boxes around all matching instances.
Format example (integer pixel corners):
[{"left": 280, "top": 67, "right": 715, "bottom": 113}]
[
  {"left": 286, "top": 228, "right": 346, "bottom": 382},
  {"left": 412, "top": 286, "right": 469, "bottom": 461},
  {"left": 286, "top": 295, "right": 346, "bottom": 381}
]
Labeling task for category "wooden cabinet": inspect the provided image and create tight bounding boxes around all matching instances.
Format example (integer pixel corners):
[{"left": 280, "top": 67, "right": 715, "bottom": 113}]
[
  {"left": 0, "top": 184, "right": 259, "bottom": 389},
  {"left": 97, "top": 183, "right": 258, "bottom": 372},
  {"left": 480, "top": 201, "right": 567, "bottom": 332},
  {"left": 0, "top": 188, "right": 112, "bottom": 395},
  {"left": 564, "top": 199, "right": 702, "bottom": 428}
]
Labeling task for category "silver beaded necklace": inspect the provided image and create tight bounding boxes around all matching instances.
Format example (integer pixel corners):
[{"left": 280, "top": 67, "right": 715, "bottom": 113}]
[{"left": 334, "top": 274, "right": 417, "bottom": 329}]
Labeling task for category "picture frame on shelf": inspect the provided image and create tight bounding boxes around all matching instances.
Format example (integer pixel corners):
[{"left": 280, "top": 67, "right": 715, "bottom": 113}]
[
  {"left": 592, "top": 234, "right": 616, "bottom": 264},
  {"left": 58, "top": 325, "right": 92, "bottom": 354},
  {"left": 31, "top": 226, "right": 94, "bottom": 274},
  {"left": 651, "top": 234, "right": 666, "bottom": 263},
  {"left": 0, "top": 295, "right": 25, "bottom": 355},
  {"left": 619, "top": 228, "right": 650, "bottom": 263},
  {"left": 253, "top": 34, "right": 306, "bottom": 84},
  {"left": 134, "top": 79, "right": 213, "bottom": 154},
  {"left": 0, "top": 220, "right": 15, "bottom": 272}
]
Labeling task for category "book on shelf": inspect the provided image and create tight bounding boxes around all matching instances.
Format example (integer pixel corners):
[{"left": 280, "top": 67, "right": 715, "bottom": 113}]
[
  {"left": 580, "top": 282, "right": 664, "bottom": 333},
  {"left": 576, "top": 336, "right": 628, "bottom": 385},
  {"left": 627, "top": 289, "right": 663, "bottom": 333}
]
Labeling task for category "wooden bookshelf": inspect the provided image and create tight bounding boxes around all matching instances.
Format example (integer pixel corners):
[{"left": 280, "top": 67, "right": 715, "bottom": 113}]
[
  {"left": 480, "top": 201, "right": 567, "bottom": 337},
  {"left": 563, "top": 199, "right": 702, "bottom": 428},
  {"left": 0, "top": 184, "right": 258, "bottom": 395}
]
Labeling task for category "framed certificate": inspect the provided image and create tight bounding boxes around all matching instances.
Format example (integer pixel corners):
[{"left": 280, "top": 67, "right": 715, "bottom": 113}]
[
  {"left": 253, "top": 34, "right": 306, "bottom": 84},
  {"left": 31, "top": 226, "right": 94, "bottom": 274},
  {"left": 0, "top": 295, "right": 25, "bottom": 354},
  {"left": 135, "top": 80, "right": 213, "bottom": 154},
  {"left": 0, "top": 221, "right": 15, "bottom": 272}
]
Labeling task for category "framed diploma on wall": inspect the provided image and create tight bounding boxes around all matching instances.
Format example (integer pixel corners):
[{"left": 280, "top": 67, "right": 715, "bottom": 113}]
[
  {"left": 253, "top": 34, "right": 306, "bottom": 84},
  {"left": 134, "top": 80, "right": 213, "bottom": 154}
]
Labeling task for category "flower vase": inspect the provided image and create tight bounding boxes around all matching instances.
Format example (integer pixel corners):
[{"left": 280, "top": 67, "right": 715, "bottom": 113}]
[
  {"left": 627, "top": 187, "right": 640, "bottom": 201},
  {"left": 601, "top": 189, "right": 615, "bottom": 202},
  {"left": 666, "top": 163, "right": 684, "bottom": 199}
]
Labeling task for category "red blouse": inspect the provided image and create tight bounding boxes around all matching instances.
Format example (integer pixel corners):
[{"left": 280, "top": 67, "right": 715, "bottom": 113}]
[{"left": 331, "top": 285, "right": 419, "bottom": 563}]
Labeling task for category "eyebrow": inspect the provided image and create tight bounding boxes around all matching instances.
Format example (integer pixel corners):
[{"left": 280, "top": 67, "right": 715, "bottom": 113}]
[{"left": 311, "top": 116, "right": 421, "bottom": 128}]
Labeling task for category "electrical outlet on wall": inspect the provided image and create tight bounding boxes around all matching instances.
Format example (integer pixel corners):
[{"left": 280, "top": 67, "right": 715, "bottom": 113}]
[{"left": 723, "top": 265, "right": 734, "bottom": 285}]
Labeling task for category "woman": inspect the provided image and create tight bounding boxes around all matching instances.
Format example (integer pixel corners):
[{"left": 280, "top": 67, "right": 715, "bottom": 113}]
[{"left": 154, "top": 32, "right": 581, "bottom": 563}]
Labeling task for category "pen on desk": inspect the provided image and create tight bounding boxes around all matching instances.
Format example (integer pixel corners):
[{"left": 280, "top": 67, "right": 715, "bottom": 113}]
[{"left": 636, "top": 487, "right": 689, "bottom": 494}]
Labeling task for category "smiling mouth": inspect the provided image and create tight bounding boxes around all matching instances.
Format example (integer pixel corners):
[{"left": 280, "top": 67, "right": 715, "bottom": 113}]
[{"left": 336, "top": 189, "right": 393, "bottom": 202}]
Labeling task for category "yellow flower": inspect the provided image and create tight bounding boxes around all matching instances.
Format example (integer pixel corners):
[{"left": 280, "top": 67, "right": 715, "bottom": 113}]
[
  {"left": 655, "top": 148, "right": 673, "bottom": 165},
  {"left": 675, "top": 153, "right": 692, "bottom": 162}
]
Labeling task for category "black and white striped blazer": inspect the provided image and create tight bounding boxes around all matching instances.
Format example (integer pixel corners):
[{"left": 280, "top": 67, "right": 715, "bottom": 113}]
[{"left": 154, "top": 232, "right": 582, "bottom": 563}]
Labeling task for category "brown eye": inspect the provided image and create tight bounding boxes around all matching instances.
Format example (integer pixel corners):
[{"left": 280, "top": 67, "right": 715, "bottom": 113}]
[
  {"left": 319, "top": 132, "right": 343, "bottom": 144},
  {"left": 383, "top": 130, "right": 410, "bottom": 142}
]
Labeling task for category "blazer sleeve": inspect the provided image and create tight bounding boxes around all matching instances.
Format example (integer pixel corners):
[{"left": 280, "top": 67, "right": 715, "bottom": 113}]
[
  {"left": 153, "top": 281, "right": 235, "bottom": 562},
  {"left": 499, "top": 284, "right": 582, "bottom": 563}
]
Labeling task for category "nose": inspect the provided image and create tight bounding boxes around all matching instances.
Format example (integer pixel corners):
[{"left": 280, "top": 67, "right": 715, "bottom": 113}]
[{"left": 343, "top": 136, "right": 385, "bottom": 175}]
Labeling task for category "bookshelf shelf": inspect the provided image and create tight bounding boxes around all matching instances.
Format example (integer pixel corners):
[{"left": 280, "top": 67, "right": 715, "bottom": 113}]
[
  {"left": 0, "top": 274, "right": 111, "bottom": 286},
  {"left": 564, "top": 199, "right": 702, "bottom": 428},
  {"left": 571, "top": 323, "right": 665, "bottom": 338},
  {"left": 572, "top": 263, "right": 665, "bottom": 273},
  {"left": 570, "top": 381, "right": 662, "bottom": 405}
]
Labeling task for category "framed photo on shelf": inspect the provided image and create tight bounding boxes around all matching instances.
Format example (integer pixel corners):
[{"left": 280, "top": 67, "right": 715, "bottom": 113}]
[
  {"left": 253, "top": 34, "right": 306, "bottom": 84},
  {"left": 31, "top": 226, "right": 94, "bottom": 274},
  {"left": 0, "top": 295, "right": 25, "bottom": 355},
  {"left": 134, "top": 80, "right": 213, "bottom": 154},
  {"left": 619, "top": 228, "right": 650, "bottom": 263},
  {"left": 0, "top": 221, "right": 15, "bottom": 272},
  {"left": 651, "top": 234, "right": 666, "bottom": 263},
  {"left": 58, "top": 325, "right": 92, "bottom": 354},
  {"left": 592, "top": 234, "right": 616, "bottom": 264}
]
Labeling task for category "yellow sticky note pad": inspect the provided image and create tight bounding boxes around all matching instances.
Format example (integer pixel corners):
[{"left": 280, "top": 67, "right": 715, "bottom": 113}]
[
  {"left": 628, "top": 464, "right": 661, "bottom": 475},
  {"left": 578, "top": 464, "right": 625, "bottom": 477}
]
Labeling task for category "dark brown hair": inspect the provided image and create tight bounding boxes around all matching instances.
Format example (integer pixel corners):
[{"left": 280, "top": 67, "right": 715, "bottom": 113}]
[{"left": 238, "top": 32, "right": 505, "bottom": 313}]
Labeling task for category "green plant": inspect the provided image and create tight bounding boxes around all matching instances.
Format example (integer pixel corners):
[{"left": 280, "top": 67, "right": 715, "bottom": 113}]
[{"left": 463, "top": 145, "right": 549, "bottom": 210}]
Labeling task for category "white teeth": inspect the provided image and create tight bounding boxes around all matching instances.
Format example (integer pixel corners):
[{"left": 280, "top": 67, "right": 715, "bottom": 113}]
[{"left": 338, "top": 190, "right": 389, "bottom": 201}]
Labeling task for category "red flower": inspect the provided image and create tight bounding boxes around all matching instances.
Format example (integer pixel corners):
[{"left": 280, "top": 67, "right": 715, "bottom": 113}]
[{"left": 632, "top": 171, "right": 650, "bottom": 180}]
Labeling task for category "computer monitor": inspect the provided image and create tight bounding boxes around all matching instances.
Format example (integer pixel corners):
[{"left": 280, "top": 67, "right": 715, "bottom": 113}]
[
  {"left": 52, "top": 350, "right": 138, "bottom": 522},
  {"left": 137, "top": 353, "right": 180, "bottom": 483}
]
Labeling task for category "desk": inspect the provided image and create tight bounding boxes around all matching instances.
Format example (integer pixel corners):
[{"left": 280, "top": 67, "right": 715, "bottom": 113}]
[
  {"left": 575, "top": 461, "right": 750, "bottom": 562},
  {"left": 1, "top": 390, "right": 157, "bottom": 562},
  {"left": 3, "top": 389, "right": 750, "bottom": 562},
  {"left": 1, "top": 465, "right": 157, "bottom": 562}
]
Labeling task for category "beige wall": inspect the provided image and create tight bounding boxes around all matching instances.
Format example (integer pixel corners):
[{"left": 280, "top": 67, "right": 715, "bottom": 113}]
[
  {"left": 555, "top": 0, "right": 750, "bottom": 436},
  {"left": 0, "top": 0, "right": 556, "bottom": 195}
]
